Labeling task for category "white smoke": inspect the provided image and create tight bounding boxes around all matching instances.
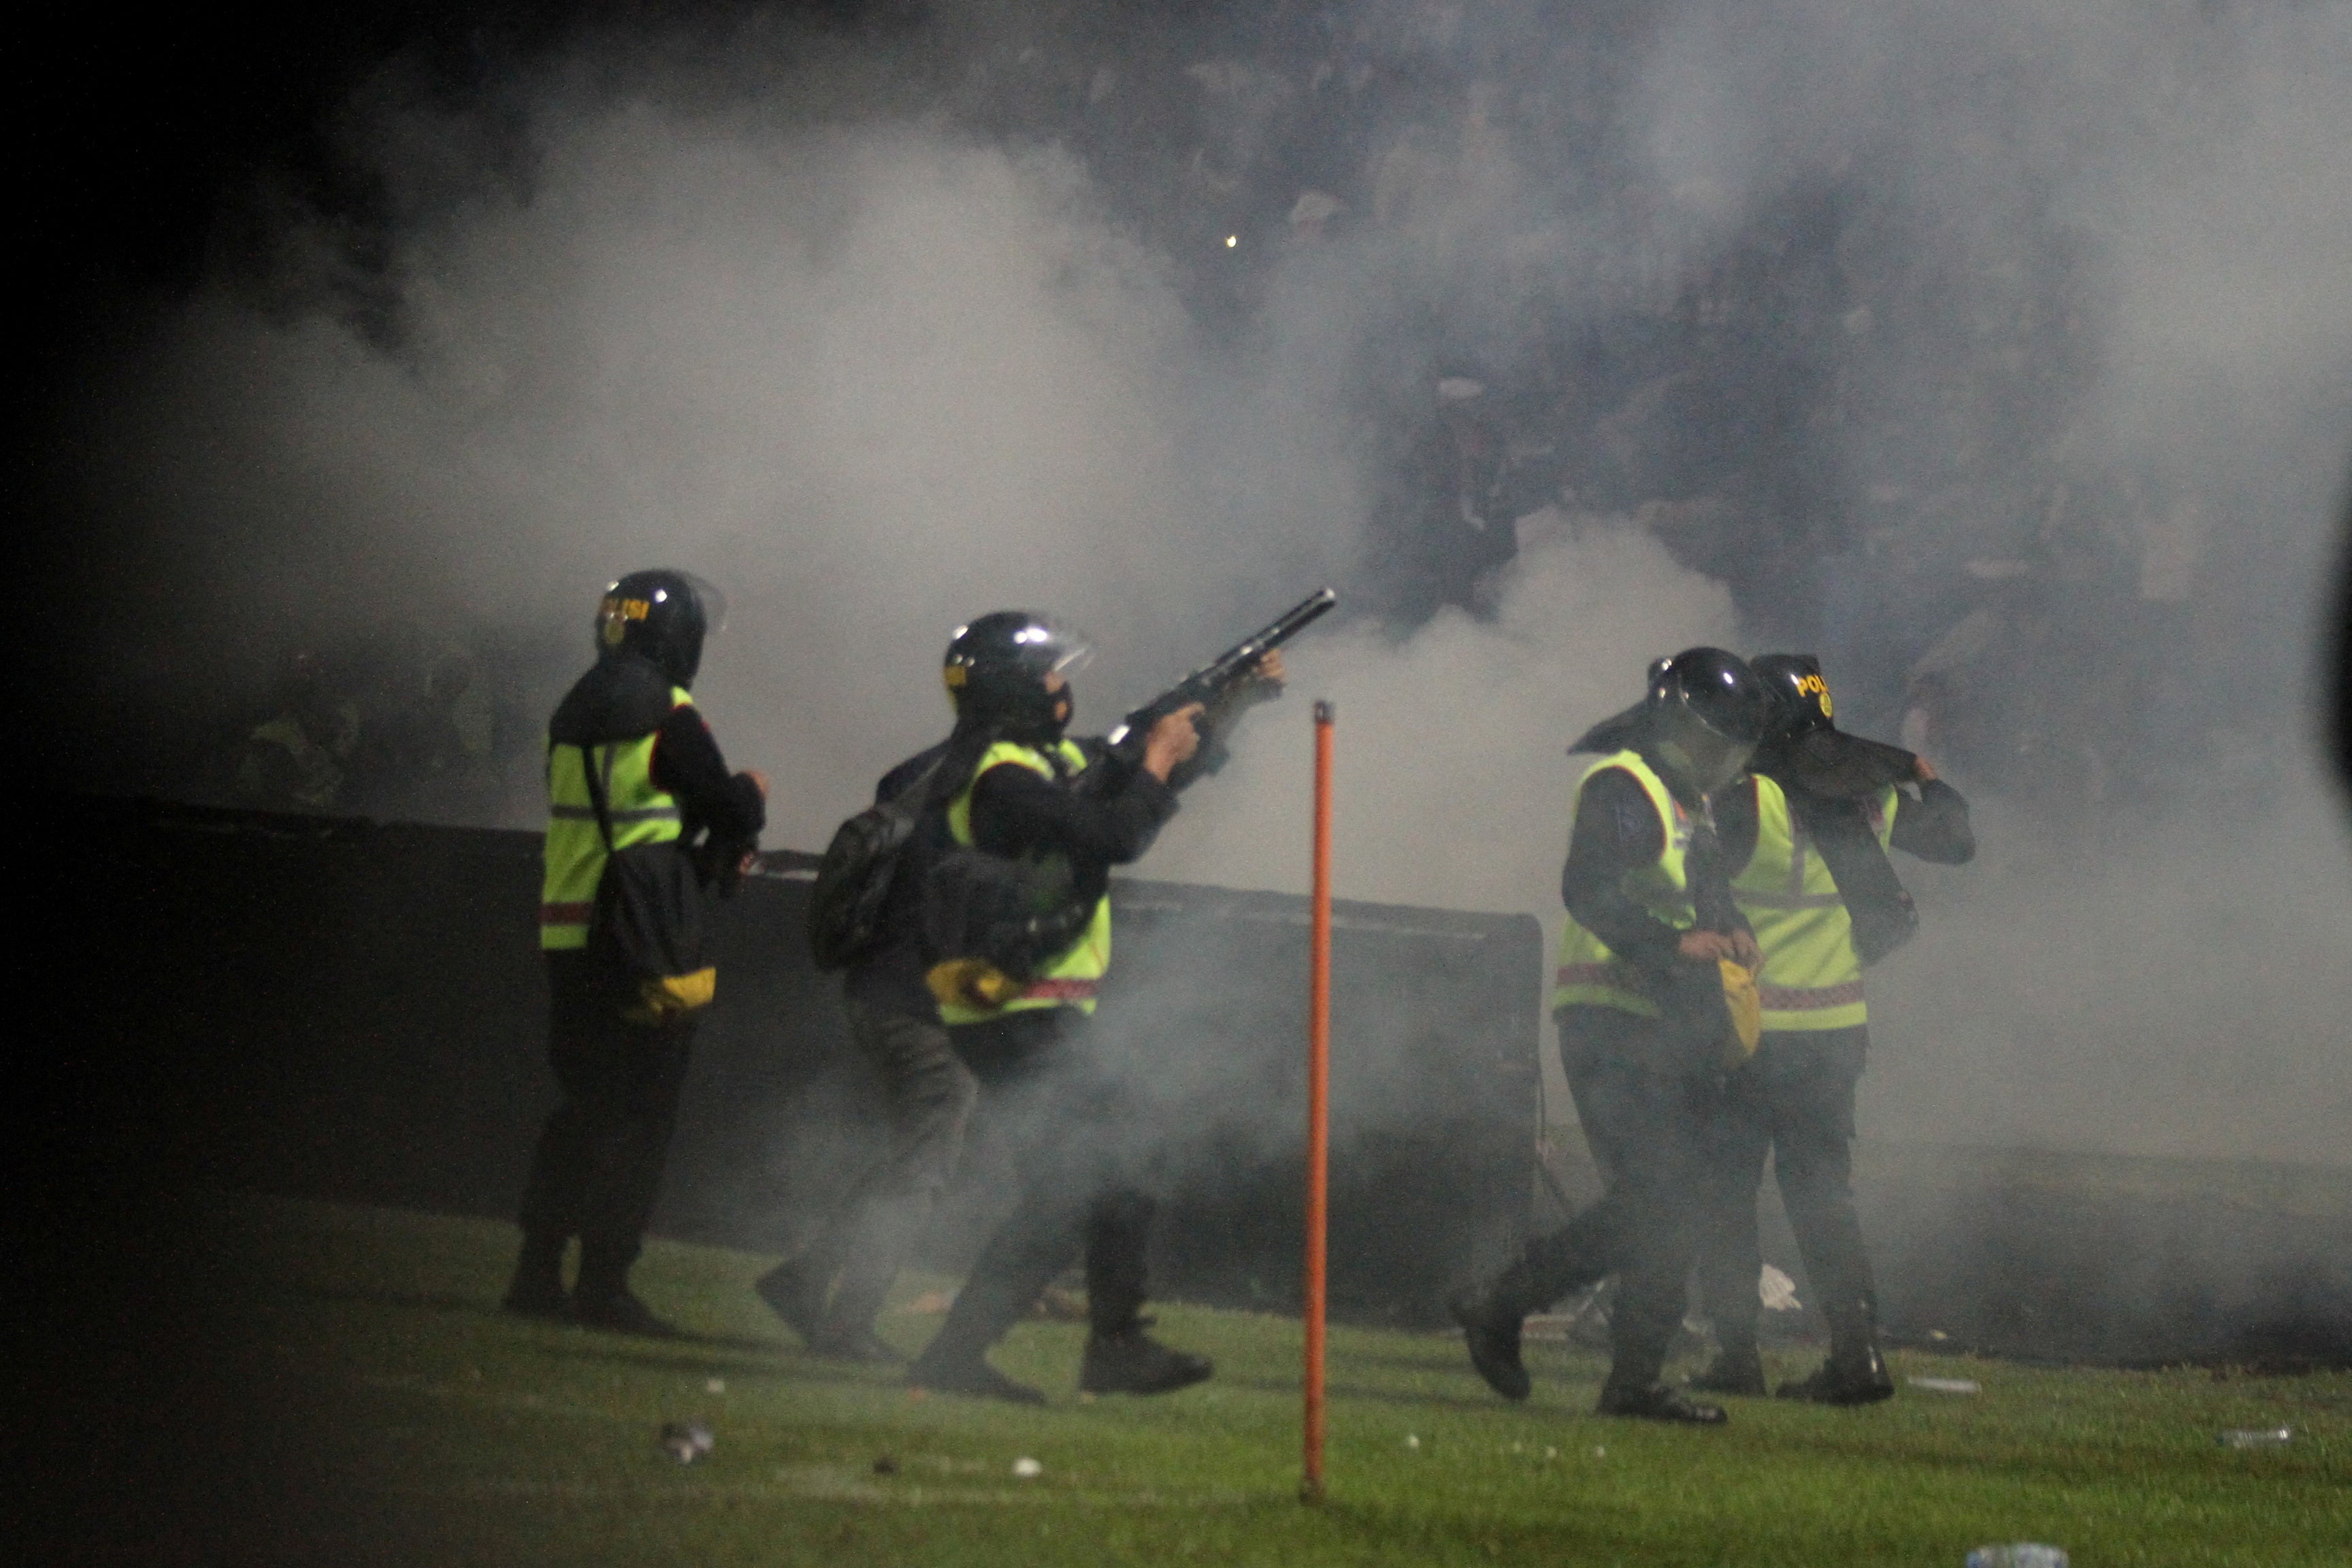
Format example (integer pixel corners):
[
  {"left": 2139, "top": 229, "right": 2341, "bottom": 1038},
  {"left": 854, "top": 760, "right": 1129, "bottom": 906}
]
[{"left": 63, "top": 1, "right": 2352, "bottom": 1166}]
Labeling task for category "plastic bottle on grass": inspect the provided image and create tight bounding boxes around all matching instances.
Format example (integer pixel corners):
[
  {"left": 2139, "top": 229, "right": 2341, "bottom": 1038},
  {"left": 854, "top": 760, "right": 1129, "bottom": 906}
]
[
  {"left": 1966, "top": 1546, "right": 2068, "bottom": 1568},
  {"left": 2217, "top": 1426, "right": 2293, "bottom": 1449}
]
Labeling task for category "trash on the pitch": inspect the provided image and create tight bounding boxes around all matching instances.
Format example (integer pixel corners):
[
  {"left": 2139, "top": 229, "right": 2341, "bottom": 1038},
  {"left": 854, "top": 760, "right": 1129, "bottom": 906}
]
[
  {"left": 1405, "top": 1433, "right": 1420, "bottom": 1450},
  {"left": 2217, "top": 1426, "right": 2293, "bottom": 1449},
  {"left": 1965, "top": 1546, "right": 2068, "bottom": 1568},
  {"left": 1544, "top": 1446, "right": 1557, "bottom": 1460},
  {"left": 907, "top": 1290, "right": 957, "bottom": 1315},
  {"left": 1908, "top": 1376, "right": 1980, "bottom": 1394},
  {"left": 1759, "top": 1264, "right": 1802, "bottom": 1312},
  {"left": 872, "top": 1454, "right": 899, "bottom": 1476},
  {"left": 1927, "top": 1328, "right": 1952, "bottom": 1341},
  {"left": 1012, "top": 1456, "right": 1043, "bottom": 1479},
  {"left": 1592, "top": 1446, "right": 1606, "bottom": 1458},
  {"left": 705, "top": 1377, "right": 726, "bottom": 1394},
  {"left": 659, "top": 1420, "right": 715, "bottom": 1464}
]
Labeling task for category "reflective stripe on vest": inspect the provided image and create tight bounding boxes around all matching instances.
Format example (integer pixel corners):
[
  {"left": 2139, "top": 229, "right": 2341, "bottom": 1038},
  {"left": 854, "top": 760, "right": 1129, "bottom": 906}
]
[
  {"left": 1550, "top": 750, "right": 1697, "bottom": 1018},
  {"left": 937, "top": 737, "right": 1112, "bottom": 1023},
  {"left": 538, "top": 686, "right": 692, "bottom": 950},
  {"left": 1730, "top": 776, "right": 1896, "bottom": 1031}
]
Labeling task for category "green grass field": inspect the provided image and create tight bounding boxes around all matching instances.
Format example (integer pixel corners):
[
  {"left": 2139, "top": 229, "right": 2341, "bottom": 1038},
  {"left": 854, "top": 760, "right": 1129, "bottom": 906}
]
[{"left": 183, "top": 1194, "right": 2348, "bottom": 1566}]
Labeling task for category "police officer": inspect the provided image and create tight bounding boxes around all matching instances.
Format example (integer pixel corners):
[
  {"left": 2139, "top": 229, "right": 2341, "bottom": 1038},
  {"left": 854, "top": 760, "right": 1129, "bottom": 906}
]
[
  {"left": 1690, "top": 654, "right": 1974, "bottom": 1403},
  {"left": 1451, "top": 649, "right": 1773, "bottom": 1424},
  {"left": 504, "top": 570, "right": 766, "bottom": 1335},
  {"left": 753, "top": 735, "right": 983, "bottom": 1364},
  {"left": 898, "top": 611, "right": 1280, "bottom": 1405}
]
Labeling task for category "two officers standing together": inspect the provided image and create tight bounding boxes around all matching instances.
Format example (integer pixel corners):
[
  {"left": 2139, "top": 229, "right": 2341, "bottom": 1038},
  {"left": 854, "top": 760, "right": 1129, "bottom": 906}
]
[
  {"left": 1453, "top": 647, "right": 1972, "bottom": 1424},
  {"left": 506, "top": 572, "right": 1283, "bottom": 1402},
  {"left": 505, "top": 566, "right": 1969, "bottom": 1424}
]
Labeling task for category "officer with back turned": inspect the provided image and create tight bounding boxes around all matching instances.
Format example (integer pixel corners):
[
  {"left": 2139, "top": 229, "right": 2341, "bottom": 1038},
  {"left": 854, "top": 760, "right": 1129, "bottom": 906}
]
[
  {"left": 504, "top": 570, "right": 766, "bottom": 1336},
  {"left": 1688, "top": 653, "right": 1974, "bottom": 1403},
  {"left": 1452, "top": 649, "right": 1773, "bottom": 1424}
]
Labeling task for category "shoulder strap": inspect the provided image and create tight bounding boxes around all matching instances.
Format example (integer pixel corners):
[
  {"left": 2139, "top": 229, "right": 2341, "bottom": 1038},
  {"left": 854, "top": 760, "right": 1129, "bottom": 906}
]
[{"left": 577, "top": 742, "right": 619, "bottom": 855}]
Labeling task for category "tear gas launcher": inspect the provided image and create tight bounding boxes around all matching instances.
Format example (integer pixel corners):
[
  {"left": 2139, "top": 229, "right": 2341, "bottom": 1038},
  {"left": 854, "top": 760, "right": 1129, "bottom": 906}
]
[{"left": 1099, "top": 587, "right": 1339, "bottom": 789}]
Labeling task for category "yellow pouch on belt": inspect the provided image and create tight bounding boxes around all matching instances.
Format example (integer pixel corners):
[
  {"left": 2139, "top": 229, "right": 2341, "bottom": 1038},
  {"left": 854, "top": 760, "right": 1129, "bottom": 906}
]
[
  {"left": 1719, "top": 959, "right": 1763, "bottom": 1065},
  {"left": 623, "top": 966, "right": 717, "bottom": 1026},
  {"left": 926, "top": 957, "right": 1023, "bottom": 1011}
]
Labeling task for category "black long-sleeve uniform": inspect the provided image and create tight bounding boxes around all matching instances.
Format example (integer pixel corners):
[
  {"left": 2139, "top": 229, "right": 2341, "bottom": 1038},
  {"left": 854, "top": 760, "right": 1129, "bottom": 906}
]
[
  {"left": 913, "top": 735, "right": 1183, "bottom": 1372},
  {"left": 1475, "top": 747, "right": 1754, "bottom": 1402},
  {"left": 1694, "top": 770, "right": 1975, "bottom": 1374},
  {"left": 512, "top": 653, "right": 762, "bottom": 1314}
]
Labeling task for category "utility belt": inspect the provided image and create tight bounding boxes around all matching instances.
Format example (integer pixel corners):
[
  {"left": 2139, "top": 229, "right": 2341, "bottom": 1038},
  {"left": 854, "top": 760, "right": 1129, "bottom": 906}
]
[
  {"left": 924, "top": 962, "right": 1098, "bottom": 1011},
  {"left": 1555, "top": 958, "right": 1760, "bottom": 1066}
]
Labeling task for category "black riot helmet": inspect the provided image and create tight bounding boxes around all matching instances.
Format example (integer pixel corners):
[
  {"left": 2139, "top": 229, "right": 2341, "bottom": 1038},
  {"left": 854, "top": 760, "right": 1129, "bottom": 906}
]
[
  {"left": 1748, "top": 650, "right": 1920, "bottom": 797},
  {"left": 1643, "top": 646, "right": 1774, "bottom": 795},
  {"left": 943, "top": 610, "right": 1094, "bottom": 738},
  {"left": 595, "top": 569, "right": 726, "bottom": 689},
  {"left": 1749, "top": 652, "right": 1835, "bottom": 742}
]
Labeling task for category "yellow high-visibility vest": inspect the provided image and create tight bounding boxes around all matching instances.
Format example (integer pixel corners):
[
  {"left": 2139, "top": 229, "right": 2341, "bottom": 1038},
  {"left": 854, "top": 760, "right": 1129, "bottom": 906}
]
[
  {"left": 934, "top": 737, "right": 1112, "bottom": 1024},
  {"left": 538, "top": 686, "right": 691, "bottom": 951},
  {"left": 1552, "top": 749, "right": 1697, "bottom": 1018},
  {"left": 1731, "top": 775, "right": 1897, "bottom": 1032}
]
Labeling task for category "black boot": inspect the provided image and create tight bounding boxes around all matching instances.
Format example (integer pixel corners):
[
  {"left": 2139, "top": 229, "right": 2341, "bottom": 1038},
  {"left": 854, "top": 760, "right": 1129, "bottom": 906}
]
[
  {"left": 755, "top": 1255, "right": 829, "bottom": 1344},
  {"left": 1688, "top": 1343, "right": 1766, "bottom": 1397},
  {"left": 1449, "top": 1286, "right": 1531, "bottom": 1402},
  {"left": 1776, "top": 1342, "right": 1894, "bottom": 1405},
  {"left": 502, "top": 1235, "right": 569, "bottom": 1320},
  {"left": 1778, "top": 1298, "right": 1895, "bottom": 1406},
  {"left": 1079, "top": 1321, "right": 1213, "bottom": 1396},
  {"left": 1598, "top": 1381, "right": 1729, "bottom": 1424}
]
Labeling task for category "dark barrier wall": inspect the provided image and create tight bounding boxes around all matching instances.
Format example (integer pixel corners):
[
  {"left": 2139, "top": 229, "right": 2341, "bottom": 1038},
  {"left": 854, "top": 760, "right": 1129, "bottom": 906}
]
[
  {"left": 22, "top": 793, "right": 2349, "bottom": 1362},
  {"left": 33, "top": 794, "right": 1538, "bottom": 1326}
]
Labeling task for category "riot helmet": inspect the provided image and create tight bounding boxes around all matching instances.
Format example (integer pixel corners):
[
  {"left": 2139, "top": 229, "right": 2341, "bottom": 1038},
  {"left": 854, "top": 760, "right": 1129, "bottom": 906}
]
[
  {"left": 943, "top": 611, "right": 1093, "bottom": 738},
  {"left": 595, "top": 569, "right": 726, "bottom": 688},
  {"left": 1748, "top": 650, "right": 1920, "bottom": 797},
  {"left": 1644, "top": 646, "right": 1772, "bottom": 795},
  {"left": 1749, "top": 652, "right": 1835, "bottom": 742}
]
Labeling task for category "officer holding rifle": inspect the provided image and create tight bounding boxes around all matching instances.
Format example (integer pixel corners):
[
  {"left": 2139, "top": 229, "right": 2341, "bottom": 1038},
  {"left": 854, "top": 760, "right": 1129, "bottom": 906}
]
[{"left": 787, "top": 594, "right": 1327, "bottom": 1403}]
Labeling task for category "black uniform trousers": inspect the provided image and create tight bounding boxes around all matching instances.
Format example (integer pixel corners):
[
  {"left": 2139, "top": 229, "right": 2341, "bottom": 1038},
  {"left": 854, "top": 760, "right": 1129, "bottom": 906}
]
[
  {"left": 1499, "top": 1004, "right": 1720, "bottom": 1393},
  {"left": 916, "top": 1007, "right": 1154, "bottom": 1367},
  {"left": 794, "top": 998, "right": 981, "bottom": 1334},
  {"left": 517, "top": 951, "right": 698, "bottom": 1296},
  {"left": 1695, "top": 1026, "right": 1877, "bottom": 1353}
]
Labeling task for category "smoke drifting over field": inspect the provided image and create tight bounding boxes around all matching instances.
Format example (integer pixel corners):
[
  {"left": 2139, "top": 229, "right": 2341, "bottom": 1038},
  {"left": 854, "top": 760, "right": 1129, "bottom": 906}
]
[{"left": 55, "top": 1, "right": 2352, "bottom": 1165}]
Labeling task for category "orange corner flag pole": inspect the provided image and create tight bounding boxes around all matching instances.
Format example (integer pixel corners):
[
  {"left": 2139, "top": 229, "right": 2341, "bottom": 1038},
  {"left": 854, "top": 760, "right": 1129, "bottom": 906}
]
[{"left": 1303, "top": 698, "right": 1335, "bottom": 1506}]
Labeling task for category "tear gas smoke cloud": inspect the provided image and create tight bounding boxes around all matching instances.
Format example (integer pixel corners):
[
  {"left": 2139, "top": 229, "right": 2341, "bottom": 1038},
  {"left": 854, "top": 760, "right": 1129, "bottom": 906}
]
[{"left": 61, "top": 1, "right": 2352, "bottom": 1166}]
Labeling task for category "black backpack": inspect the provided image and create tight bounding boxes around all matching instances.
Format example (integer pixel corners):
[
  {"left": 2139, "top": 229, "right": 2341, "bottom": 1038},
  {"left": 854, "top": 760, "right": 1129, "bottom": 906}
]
[
  {"left": 808, "top": 751, "right": 953, "bottom": 971},
  {"left": 578, "top": 745, "right": 713, "bottom": 1020}
]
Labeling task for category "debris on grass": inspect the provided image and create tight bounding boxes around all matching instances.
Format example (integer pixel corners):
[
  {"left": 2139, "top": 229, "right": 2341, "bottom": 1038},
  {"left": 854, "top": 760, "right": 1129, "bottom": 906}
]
[
  {"left": 2216, "top": 1427, "right": 2293, "bottom": 1448},
  {"left": 1965, "top": 1546, "right": 2068, "bottom": 1567},
  {"left": 1405, "top": 1433, "right": 1420, "bottom": 1450},
  {"left": 907, "top": 1290, "right": 956, "bottom": 1315},
  {"left": 1013, "top": 1456, "right": 1043, "bottom": 1479},
  {"left": 659, "top": 1420, "right": 715, "bottom": 1464},
  {"left": 705, "top": 1377, "right": 725, "bottom": 1394},
  {"left": 1910, "top": 1377, "right": 1982, "bottom": 1394}
]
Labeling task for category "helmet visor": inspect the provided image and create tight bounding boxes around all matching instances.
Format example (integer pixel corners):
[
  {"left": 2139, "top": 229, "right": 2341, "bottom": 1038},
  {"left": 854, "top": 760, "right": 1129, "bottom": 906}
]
[
  {"left": 674, "top": 572, "right": 728, "bottom": 638},
  {"left": 1656, "top": 704, "right": 1756, "bottom": 795},
  {"left": 1017, "top": 616, "right": 1094, "bottom": 680}
]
